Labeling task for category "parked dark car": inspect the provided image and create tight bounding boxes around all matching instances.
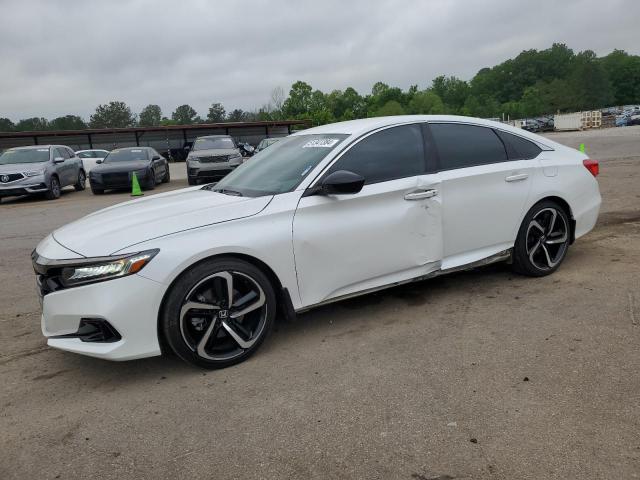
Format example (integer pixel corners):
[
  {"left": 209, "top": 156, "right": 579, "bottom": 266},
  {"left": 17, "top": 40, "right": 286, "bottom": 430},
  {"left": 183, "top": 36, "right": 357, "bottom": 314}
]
[{"left": 89, "top": 147, "right": 170, "bottom": 194}]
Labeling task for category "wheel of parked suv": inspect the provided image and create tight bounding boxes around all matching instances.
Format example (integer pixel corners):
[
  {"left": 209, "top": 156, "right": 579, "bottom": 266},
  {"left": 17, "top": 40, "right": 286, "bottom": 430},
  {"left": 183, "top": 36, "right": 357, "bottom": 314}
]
[
  {"left": 45, "top": 176, "right": 61, "bottom": 200},
  {"left": 74, "top": 170, "right": 86, "bottom": 191},
  {"left": 90, "top": 185, "right": 104, "bottom": 195},
  {"left": 188, "top": 177, "right": 198, "bottom": 186},
  {"left": 162, "top": 166, "right": 170, "bottom": 183},
  {"left": 512, "top": 200, "right": 571, "bottom": 277},
  {"left": 161, "top": 258, "right": 277, "bottom": 369}
]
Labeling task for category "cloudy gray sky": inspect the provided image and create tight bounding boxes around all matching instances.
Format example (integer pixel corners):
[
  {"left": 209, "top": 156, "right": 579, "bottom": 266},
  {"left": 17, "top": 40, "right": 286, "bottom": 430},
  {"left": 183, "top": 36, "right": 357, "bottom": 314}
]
[{"left": 1, "top": 0, "right": 639, "bottom": 121}]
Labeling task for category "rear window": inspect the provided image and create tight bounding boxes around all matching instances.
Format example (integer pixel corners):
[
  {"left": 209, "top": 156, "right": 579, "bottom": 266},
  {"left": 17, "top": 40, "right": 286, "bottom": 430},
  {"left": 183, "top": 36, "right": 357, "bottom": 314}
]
[{"left": 495, "top": 130, "right": 542, "bottom": 160}]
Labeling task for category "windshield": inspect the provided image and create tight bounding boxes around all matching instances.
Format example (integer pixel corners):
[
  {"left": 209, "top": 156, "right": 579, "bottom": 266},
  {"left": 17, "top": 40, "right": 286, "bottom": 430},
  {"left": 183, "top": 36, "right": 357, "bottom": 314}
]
[
  {"left": 208, "top": 134, "right": 348, "bottom": 197},
  {"left": 0, "top": 148, "right": 50, "bottom": 165},
  {"left": 193, "top": 137, "right": 235, "bottom": 151},
  {"left": 104, "top": 148, "right": 149, "bottom": 162}
]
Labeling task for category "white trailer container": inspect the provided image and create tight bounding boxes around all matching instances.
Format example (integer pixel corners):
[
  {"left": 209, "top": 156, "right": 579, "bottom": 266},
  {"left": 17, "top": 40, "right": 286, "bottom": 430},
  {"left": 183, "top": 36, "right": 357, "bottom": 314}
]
[{"left": 554, "top": 112, "right": 582, "bottom": 131}]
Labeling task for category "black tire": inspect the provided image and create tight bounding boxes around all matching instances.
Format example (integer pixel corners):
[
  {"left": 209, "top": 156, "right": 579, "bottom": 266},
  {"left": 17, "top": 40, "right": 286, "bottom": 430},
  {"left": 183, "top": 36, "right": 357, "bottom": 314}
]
[
  {"left": 145, "top": 169, "right": 156, "bottom": 190},
  {"left": 161, "top": 258, "right": 277, "bottom": 369},
  {"left": 512, "top": 200, "right": 571, "bottom": 277},
  {"left": 162, "top": 165, "right": 170, "bottom": 183},
  {"left": 90, "top": 184, "right": 104, "bottom": 195},
  {"left": 188, "top": 177, "right": 198, "bottom": 186},
  {"left": 45, "top": 176, "right": 61, "bottom": 200},
  {"left": 74, "top": 170, "right": 86, "bottom": 191}
]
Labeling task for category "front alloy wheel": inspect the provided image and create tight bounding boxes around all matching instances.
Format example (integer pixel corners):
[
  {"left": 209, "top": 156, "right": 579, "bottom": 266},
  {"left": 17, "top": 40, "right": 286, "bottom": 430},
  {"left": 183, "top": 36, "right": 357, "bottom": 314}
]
[
  {"left": 162, "top": 258, "right": 276, "bottom": 368},
  {"left": 513, "top": 201, "right": 571, "bottom": 276}
]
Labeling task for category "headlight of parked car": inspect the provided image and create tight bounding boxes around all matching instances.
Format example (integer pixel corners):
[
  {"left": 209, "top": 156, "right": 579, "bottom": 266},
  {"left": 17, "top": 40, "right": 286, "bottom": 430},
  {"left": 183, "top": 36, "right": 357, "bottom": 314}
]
[
  {"left": 24, "top": 169, "right": 45, "bottom": 177},
  {"left": 59, "top": 249, "right": 159, "bottom": 287}
]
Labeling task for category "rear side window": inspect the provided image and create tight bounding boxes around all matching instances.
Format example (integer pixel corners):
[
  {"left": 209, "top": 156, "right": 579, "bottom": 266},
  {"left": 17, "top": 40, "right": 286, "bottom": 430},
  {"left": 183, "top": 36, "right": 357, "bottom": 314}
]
[
  {"left": 430, "top": 123, "right": 507, "bottom": 170},
  {"left": 327, "top": 124, "right": 425, "bottom": 185},
  {"left": 77, "top": 151, "right": 93, "bottom": 158},
  {"left": 495, "top": 130, "right": 542, "bottom": 160}
]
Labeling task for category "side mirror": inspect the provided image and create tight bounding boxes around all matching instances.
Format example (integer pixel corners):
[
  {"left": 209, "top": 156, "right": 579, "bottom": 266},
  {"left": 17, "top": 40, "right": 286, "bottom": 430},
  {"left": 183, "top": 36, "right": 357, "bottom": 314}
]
[
  {"left": 96, "top": 159, "right": 103, "bottom": 164},
  {"left": 53, "top": 157, "right": 64, "bottom": 164},
  {"left": 184, "top": 145, "right": 191, "bottom": 152},
  {"left": 152, "top": 155, "right": 161, "bottom": 161},
  {"left": 318, "top": 170, "right": 365, "bottom": 195}
]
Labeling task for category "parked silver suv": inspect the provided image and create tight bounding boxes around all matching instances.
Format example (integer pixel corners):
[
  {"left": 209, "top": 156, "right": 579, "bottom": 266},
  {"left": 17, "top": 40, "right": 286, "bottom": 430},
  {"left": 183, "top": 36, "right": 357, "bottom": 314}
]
[
  {"left": 186, "top": 135, "right": 243, "bottom": 185},
  {"left": 0, "top": 145, "right": 86, "bottom": 202}
]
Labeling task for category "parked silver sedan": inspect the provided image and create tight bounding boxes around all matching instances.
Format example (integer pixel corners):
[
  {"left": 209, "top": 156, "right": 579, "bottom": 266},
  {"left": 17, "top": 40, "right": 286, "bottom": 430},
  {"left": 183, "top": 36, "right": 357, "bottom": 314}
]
[{"left": 0, "top": 145, "right": 86, "bottom": 202}]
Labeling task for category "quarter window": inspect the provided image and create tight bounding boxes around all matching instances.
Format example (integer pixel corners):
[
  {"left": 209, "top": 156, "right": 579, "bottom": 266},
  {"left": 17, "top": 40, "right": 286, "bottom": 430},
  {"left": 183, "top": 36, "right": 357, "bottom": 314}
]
[
  {"left": 430, "top": 123, "right": 507, "bottom": 170},
  {"left": 495, "top": 130, "right": 542, "bottom": 160},
  {"left": 326, "top": 124, "right": 425, "bottom": 185}
]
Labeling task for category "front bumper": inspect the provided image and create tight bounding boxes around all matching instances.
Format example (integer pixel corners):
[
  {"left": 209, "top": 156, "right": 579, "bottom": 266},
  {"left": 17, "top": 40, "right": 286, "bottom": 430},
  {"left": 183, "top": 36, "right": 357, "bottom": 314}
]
[
  {"left": 0, "top": 180, "right": 48, "bottom": 196},
  {"left": 90, "top": 170, "right": 151, "bottom": 190},
  {"left": 187, "top": 163, "right": 238, "bottom": 181},
  {"left": 40, "top": 273, "right": 166, "bottom": 361}
]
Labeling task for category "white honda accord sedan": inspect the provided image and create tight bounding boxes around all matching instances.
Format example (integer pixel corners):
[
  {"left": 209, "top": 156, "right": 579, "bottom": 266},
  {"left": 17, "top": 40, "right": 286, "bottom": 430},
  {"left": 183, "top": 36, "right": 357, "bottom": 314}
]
[{"left": 32, "top": 116, "right": 601, "bottom": 368}]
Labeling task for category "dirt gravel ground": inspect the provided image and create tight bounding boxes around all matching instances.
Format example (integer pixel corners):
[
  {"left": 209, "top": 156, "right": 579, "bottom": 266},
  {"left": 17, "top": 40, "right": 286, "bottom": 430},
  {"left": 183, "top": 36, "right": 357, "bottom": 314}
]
[{"left": 1, "top": 128, "right": 639, "bottom": 479}]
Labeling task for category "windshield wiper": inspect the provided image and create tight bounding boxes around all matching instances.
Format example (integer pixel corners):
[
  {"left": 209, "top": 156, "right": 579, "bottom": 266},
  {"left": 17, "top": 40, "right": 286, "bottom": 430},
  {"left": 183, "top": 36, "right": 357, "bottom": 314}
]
[{"left": 211, "top": 187, "right": 243, "bottom": 197}]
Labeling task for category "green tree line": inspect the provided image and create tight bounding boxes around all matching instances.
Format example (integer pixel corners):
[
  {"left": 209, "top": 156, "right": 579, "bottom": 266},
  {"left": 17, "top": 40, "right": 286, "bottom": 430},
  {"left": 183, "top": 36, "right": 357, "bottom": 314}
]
[{"left": 1, "top": 44, "right": 639, "bottom": 132}]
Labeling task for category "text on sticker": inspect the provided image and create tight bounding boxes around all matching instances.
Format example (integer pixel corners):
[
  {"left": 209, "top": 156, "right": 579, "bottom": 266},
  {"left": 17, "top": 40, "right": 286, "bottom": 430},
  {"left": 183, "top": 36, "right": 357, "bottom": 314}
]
[{"left": 302, "top": 139, "right": 340, "bottom": 148}]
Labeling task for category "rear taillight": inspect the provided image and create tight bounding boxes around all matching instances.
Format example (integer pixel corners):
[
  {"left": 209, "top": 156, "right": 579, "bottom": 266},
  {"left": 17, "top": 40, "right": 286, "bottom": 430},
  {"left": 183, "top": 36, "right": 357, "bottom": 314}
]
[{"left": 583, "top": 159, "right": 599, "bottom": 177}]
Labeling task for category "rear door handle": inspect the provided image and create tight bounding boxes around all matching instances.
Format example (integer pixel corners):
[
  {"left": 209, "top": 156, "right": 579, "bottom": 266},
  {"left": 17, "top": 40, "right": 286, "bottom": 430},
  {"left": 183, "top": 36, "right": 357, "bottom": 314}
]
[
  {"left": 505, "top": 173, "right": 528, "bottom": 182},
  {"left": 404, "top": 189, "right": 438, "bottom": 201}
]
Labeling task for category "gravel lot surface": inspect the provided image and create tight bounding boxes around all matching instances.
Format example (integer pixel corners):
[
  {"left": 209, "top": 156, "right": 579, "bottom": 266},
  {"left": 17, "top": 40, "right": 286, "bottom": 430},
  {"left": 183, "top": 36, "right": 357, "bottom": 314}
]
[{"left": 1, "top": 128, "right": 639, "bottom": 479}]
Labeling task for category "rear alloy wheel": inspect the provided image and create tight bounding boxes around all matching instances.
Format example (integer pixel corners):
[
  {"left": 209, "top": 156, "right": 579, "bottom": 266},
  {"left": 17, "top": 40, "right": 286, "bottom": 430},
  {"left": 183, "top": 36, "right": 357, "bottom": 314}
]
[
  {"left": 512, "top": 201, "right": 570, "bottom": 276},
  {"left": 74, "top": 170, "right": 86, "bottom": 191},
  {"left": 162, "top": 258, "right": 276, "bottom": 369},
  {"left": 45, "top": 176, "right": 61, "bottom": 200}
]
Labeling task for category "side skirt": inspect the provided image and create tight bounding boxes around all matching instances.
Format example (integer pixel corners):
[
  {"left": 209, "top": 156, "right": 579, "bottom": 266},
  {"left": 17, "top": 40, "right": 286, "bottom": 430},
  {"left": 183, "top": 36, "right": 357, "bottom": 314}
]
[{"left": 296, "top": 248, "right": 512, "bottom": 314}]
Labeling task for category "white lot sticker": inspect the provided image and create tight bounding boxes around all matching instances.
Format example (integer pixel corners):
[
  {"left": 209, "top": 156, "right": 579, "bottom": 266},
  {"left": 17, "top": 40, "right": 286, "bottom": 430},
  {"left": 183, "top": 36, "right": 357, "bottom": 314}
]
[
  {"left": 302, "top": 138, "right": 340, "bottom": 148},
  {"left": 37, "top": 149, "right": 48, "bottom": 152},
  {"left": 131, "top": 149, "right": 143, "bottom": 152}
]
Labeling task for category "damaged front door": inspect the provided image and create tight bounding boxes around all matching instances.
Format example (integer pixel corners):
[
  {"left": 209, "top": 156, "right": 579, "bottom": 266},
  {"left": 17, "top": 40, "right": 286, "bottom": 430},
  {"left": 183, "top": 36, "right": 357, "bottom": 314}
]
[{"left": 292, "top": 123, "right": 443, "bottom": 307}]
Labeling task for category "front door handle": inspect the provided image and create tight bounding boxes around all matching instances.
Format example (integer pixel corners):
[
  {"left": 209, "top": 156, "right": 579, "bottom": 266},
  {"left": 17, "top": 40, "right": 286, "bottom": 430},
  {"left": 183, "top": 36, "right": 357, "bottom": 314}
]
[
  {"left": 505, "top": 173, "right": 529, "bottom": 182},
  {"left": 404, "top": 189, "right": 438, "bottom": 201}
]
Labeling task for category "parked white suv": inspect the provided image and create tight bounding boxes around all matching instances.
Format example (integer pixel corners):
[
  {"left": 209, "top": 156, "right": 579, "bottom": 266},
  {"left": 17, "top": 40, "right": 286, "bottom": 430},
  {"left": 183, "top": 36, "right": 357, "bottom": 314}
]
[
  {"left": 186, "top": 135, "right": 243, "bottom": 185},
  {"left": 33, "top": 116, "right": 600, "bottom": 368}
]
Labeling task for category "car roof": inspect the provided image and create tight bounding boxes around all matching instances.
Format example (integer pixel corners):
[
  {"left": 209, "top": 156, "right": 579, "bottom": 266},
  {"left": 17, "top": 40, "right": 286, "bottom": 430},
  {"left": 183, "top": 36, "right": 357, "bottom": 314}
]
[
  {"left": 7, "top": 145, "right": 55, "bottom": 150},
  {"left": 293, "top": 114, "right": 556, "bottom": 149},
  {"left": 197, "top": 135, "right": 231, "bottom": 139}
]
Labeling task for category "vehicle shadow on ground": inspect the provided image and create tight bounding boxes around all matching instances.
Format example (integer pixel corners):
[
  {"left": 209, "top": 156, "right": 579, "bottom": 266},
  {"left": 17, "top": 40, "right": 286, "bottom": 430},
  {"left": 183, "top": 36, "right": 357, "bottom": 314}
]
[{"left": 48, "top": 262, "right": 520, "bottom": 383}]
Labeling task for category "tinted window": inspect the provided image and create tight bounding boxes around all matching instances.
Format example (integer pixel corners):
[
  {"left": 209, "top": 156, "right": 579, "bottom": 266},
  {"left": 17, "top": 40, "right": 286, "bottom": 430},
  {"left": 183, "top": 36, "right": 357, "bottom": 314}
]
[
  {"left": 104, "top": 148, "right": 149, "bottom": 162},
  {"left": 77, "top": 151, "right": 94, "bottom": 158},
  {"left": 327, "top": 124, "right": 425, "bottom": 185},
  {"left": 495, "top": 130, "right": 542, "bottom": 160},
  {"left": 430, "top": 123, "right": 507, "bottom": 170}
]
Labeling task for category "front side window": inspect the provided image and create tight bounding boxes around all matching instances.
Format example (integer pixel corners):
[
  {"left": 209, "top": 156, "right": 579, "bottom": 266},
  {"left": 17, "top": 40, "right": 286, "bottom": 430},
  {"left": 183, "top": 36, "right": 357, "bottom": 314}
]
[
  {"left": 0, "top": 148, "right": 50, "bottom": 164},
  {"left": 326, "top": 124, "right": 425, "bottom": 185},
  {"left": 430, "top": 123, "right": 507, "bottom": 170},
  {"left": 55, "top": 147, "right": 70, "bottom": 159},
  {"left": 210, "top": 134, "right": 348, "bottom": 197},
  {"left": 104, "top": 148, "right": 149, "bottom": 162},
  {"left": 193, "top": 137, "right": 236, "bottom": 150}
]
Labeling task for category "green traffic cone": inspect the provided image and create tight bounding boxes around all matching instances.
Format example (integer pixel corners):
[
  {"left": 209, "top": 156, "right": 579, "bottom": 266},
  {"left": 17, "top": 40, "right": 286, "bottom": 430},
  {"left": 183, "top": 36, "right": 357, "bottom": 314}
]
[
  {"left": 579, "top": 143, "right": 586, "bottom": 153},
  {"left": 131, "top": 172, "right": 143, "bottom": 196}
]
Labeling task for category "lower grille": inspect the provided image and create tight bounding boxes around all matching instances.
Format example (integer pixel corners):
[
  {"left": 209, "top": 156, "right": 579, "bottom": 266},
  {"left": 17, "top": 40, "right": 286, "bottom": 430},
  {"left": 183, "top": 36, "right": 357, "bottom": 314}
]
[
  {"left": 102, "top": 172, "right": 130, "bottom": 184},
  {"left": 199, "top": 155, "right": 229, "bottom": 163}
]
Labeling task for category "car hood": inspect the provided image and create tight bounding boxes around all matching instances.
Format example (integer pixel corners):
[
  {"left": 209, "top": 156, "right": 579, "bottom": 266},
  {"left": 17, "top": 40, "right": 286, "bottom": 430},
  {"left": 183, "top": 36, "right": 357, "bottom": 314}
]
[
  {"left": 0, "top": 161, "right": 47, "bottom": 174},
  {"left": 92, "top": 160, "right": 150, "bottom": 173},
  {"left": 189, "top": 148, "right": 238, "bottom": 158},
  {"left": 52, "top": 187, "right": 273, "bottom": 257}
]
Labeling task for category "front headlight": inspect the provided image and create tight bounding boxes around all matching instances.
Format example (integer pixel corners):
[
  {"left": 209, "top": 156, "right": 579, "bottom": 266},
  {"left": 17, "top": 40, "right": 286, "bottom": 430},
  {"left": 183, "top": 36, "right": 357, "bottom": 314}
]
[
  {"left": 59, "top": 249, "right": 159, "bottom": 287},
  {"left": 24, "top": 169, "right": 45, "bottom": 177}
]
